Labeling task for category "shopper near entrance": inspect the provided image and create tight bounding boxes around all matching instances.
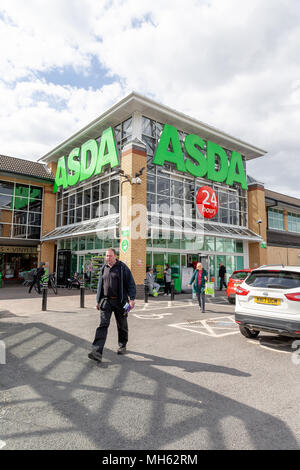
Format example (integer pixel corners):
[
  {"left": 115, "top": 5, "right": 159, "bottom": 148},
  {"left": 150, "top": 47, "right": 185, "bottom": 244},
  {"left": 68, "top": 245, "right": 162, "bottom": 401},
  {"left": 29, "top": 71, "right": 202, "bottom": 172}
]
[
  {"left": 88, "top": 248, "right": 136, "bottom": 363},
  {"left": 189, "top": 262, "right": 207, "bottom": 312},
  {"left": 219, "top": 262, "right": 227, "bottom": 290},
  {"left": 163, "top": 264, "right": 172, "bottom": 296},
  {"left": 146, "top": 268, "right": 160, "bottom": 296},
  {"left": 28, "top": 262, "right": 45, "bottom": 294}
]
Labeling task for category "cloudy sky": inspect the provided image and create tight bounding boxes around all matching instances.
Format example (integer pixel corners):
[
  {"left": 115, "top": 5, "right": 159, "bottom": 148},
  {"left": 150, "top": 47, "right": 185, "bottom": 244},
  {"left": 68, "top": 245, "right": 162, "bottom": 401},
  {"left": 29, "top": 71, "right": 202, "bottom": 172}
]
[{"left": 1, "top": 0, "right": 300, "bottom": 197}]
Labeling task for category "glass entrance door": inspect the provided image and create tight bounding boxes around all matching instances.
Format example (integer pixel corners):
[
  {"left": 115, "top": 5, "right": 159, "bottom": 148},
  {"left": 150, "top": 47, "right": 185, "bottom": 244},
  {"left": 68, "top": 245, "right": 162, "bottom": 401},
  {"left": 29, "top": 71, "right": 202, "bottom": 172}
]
[
  {"left": 57, "top": 250, "right": 71, "bottom": 286},
  {"left": 199, "top": 255, "right": 209, "bottom": 272},
  {"left": 187, "top": 254, "right": 198, "bottom": 269},
  {"left": 208, "top": 255, "right": 215, "bottom": 283}
]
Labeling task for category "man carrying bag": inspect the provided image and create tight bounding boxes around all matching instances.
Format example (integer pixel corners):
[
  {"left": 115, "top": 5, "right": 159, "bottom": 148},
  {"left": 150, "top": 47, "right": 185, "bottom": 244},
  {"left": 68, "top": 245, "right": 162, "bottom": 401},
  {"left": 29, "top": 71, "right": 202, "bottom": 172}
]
[{"left": 88, "top": 248, "right": 136, "bottom": 363}]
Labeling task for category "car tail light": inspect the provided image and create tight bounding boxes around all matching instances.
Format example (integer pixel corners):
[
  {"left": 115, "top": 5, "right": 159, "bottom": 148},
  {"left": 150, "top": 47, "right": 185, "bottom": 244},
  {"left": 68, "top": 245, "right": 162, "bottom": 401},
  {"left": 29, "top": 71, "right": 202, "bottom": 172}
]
[
  {"left": 285, "top": 293, "right": 300, "bottom": 301},
  {"left": 236, "top": 286, "right": 249, "bottom": 296}
]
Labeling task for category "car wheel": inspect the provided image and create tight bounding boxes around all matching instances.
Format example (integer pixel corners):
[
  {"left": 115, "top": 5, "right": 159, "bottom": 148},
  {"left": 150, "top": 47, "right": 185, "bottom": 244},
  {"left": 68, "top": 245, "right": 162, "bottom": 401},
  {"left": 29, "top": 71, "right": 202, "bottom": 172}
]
[
  {"left": 239, "top": 326, "right": 260, "bottom": 338},
  {"left": 228, "top": 297, "right": 235, "bottom": 305}
]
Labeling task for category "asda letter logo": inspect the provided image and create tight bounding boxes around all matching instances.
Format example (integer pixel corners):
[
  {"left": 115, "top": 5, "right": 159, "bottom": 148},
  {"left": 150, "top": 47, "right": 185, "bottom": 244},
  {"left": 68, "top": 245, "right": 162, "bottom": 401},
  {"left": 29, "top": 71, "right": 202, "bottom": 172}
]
[
  {"left": 53, "top": 126, "right": 119, "bottom": 193},
  {"left": 53, "top": 123, "right": 248, "bottom": 193},
  {"left": 153, "top": 124, "right": 248, "bottom": 190}
]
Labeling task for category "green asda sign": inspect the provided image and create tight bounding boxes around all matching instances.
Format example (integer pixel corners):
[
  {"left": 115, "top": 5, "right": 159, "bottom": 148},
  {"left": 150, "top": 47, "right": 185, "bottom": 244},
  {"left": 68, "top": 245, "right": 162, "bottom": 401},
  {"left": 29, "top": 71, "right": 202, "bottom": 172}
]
[
  {"left": 153, "top": 124, "right": 248, "bottom": 190},
  {"left": 53, "top": 123, "right": 248, "bottom": 193},
  {"left": 53, "top": 126, "right": 119, "bottom": 193}
]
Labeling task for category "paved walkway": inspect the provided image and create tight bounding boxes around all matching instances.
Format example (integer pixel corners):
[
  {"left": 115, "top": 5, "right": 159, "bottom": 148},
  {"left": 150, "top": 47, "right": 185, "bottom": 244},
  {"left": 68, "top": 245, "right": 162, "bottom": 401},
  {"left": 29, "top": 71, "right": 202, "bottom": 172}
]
[{"left": 0, "top": 284, "right": 229, "bottom": 317}]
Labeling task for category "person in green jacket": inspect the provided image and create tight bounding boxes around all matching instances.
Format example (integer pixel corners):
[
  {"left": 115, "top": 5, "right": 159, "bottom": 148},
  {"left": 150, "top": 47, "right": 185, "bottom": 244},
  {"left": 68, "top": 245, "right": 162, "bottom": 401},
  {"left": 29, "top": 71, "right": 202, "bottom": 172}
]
[{"left": 189, "top": 262, "right": 208, "bottom": 312}]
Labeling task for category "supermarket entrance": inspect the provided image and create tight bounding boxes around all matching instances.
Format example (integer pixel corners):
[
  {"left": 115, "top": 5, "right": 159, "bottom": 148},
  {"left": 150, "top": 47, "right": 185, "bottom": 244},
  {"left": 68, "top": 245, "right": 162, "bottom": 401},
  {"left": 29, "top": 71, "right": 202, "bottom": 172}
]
[
  {"left": 0, "top": 251, "right": 38, "bottom": 283},
  {"left": 187, "top": 254, "right": 213, "bottom": 280}
]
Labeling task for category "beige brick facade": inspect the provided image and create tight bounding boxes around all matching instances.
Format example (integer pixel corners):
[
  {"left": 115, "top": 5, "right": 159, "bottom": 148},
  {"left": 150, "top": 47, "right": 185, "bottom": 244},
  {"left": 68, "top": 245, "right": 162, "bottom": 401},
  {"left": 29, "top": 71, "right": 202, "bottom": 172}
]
[
  {"left": 40, "top": 181, "right": 56, "bottom": 272},
  {"left": 247, "top": 183, "right": 268, "bottom": 267},
  {"left": 267, "top": 245, "right": 300, "bottom": 266},
  {"left": 118, "top": 140, "right": 147, "bottom": 294}
]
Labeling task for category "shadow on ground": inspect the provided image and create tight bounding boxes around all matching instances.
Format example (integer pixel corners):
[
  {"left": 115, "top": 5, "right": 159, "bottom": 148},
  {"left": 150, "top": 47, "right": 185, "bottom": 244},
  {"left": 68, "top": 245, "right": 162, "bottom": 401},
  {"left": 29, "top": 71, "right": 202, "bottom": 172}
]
[{"left": 0, "top": 320, "right": 298, "bottom": 450}]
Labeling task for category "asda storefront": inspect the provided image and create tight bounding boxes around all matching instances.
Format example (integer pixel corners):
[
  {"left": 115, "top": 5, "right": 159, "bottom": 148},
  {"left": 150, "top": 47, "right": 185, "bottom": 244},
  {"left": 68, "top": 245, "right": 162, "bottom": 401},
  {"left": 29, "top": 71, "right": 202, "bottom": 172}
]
[{"left": 40, "top": 92, "right": 265, "bottom": 292}]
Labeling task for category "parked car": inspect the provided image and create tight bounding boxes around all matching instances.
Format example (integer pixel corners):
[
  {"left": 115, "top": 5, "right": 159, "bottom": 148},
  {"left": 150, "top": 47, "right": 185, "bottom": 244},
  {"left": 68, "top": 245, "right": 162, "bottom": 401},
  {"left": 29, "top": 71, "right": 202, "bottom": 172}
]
[
  {"left": 235, "top": 265, "right": 300, "bottom": 339},
  {"left": 227, "top": 269, "right": 252, "bottom": 304}
]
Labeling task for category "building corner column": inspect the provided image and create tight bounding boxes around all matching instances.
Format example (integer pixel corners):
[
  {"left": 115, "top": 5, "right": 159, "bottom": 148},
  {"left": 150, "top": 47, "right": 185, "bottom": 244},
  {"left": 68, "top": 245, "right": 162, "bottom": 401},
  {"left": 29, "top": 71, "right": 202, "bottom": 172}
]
[
  {"left": 40, "top": 162, "right": 57, "bottom": 273},
  {"left": 247, "top": 182, "right": 268, "bottom": 267},
  {"left": 119, "top": 138, "right": 147, "bottom": 299}
]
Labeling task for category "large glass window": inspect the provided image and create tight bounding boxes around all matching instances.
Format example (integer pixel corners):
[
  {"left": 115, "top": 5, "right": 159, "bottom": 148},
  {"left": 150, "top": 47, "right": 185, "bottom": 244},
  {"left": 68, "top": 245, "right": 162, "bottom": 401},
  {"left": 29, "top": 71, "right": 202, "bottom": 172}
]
[
  {"left": 56, "top": 174, "right": 120, "bottom": 227},
  {"left": 113, "top": 117, "right": 132, "bottom": 152},
  {"left": 288, "top": 212, "right": 300, "bottom": 233},
  {"left": 168, "top": 253, "right": 180, "bottom": 275},
  {"left": 143, "top": 115, "right": 248, "bottom": 231},
  {"left": 268, "top": 208, "right": 284, "bottom": 230},
  {"left": 0, "top": 180, "right": 43, "bottom": 239},
  {"left": 55, "top": 116, "right": 132, "bottom": 228}
]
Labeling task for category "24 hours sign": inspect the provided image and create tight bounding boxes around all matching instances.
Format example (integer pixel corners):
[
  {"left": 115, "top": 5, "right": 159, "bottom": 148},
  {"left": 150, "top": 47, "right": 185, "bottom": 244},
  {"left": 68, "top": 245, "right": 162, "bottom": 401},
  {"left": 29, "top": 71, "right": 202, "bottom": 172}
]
[{"left": 196, "top": 186, "right": 218, "bottom": 219}]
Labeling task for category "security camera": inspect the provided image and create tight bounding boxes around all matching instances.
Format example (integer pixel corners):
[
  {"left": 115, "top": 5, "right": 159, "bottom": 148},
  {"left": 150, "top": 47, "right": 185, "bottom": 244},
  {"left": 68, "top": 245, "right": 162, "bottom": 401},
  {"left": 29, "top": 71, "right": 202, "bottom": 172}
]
[
  {"left": 136, "top": 177, "right": 142, "bottom": 184},
  {"left": 135, "top": 168, "right": 145, "bottom": 177},
  {"left": 257, "top": 219, "right": 262, "bottom": 224}
]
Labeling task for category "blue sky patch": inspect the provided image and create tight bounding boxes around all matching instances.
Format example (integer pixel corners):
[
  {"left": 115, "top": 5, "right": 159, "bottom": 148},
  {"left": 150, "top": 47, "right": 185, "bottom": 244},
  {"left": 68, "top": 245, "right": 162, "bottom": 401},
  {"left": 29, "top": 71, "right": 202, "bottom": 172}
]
[{"left": 35, "top": 56, "right": 116, "bottom": 91}]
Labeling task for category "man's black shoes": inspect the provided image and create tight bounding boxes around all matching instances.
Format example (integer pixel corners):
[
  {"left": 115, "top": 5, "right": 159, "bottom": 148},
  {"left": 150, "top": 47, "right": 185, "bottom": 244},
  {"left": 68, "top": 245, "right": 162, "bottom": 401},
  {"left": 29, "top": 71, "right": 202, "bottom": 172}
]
[
  {"left": 88, "top": 348, "right": 126, "bottom": 360},
  {"left": 88, "top": 350, "right": 102, "bottom": 362},
  {"left": 117, "top": 346, "right": 126, "bottom": 355}
]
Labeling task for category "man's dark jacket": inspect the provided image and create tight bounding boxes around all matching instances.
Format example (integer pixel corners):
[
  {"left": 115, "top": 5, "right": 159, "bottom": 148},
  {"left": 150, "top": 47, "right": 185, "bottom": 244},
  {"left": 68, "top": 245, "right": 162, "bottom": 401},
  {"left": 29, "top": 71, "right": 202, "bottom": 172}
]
[
  {"left": 96, "top": 260, "right": 136, "bottom": 305},
  {"left": 219, "top": 265, "right": 226, "bottom": 278}
]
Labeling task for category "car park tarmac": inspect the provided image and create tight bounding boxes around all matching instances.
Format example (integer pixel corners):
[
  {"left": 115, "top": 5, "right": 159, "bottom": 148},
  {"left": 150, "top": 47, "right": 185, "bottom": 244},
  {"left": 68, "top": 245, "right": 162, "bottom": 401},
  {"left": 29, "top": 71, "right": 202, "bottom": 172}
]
[{"left": 0, "top": 290, "right": 299, "bottom": 450}]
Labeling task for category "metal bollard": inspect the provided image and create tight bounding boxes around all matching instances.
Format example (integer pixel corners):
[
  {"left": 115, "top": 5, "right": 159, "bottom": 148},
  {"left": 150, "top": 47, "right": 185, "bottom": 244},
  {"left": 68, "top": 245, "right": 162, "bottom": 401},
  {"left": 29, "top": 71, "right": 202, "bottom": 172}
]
[
  {"left": 171, "top": 279, "right": 175, "bottom": 301},
  {"left": 80, "top": 278, "right": 85, "bottom": 308},
  {"left": 144, "top": 278, "right": 149, "bottom": 304},
  {"left": 42, "top": 281, "right": 48, "bottom": 311}
]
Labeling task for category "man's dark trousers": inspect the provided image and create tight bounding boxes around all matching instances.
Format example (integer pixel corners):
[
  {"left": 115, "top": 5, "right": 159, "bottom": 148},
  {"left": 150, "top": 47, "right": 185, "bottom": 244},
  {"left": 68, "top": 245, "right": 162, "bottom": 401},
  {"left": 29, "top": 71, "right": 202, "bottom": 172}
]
[
  {"left": 92, "top": 299, "right": 128, "bottom": 354},
  {"left": 219, "top": 277, "right": 227, "bottom": 290}
]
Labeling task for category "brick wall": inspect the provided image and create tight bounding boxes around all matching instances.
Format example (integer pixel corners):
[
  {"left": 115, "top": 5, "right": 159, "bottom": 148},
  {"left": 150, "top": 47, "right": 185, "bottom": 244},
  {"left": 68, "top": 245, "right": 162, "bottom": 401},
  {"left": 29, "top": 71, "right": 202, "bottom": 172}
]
[{"left": 118, "top": 140, "right": 147, "bottom": 298}]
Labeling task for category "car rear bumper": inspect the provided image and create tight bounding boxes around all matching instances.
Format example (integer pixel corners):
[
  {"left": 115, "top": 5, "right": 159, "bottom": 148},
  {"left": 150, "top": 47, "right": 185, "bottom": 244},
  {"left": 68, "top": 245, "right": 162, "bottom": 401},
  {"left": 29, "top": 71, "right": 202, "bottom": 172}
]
[{"left": 235, "top": 312, "right": 300, "bottom": 337}]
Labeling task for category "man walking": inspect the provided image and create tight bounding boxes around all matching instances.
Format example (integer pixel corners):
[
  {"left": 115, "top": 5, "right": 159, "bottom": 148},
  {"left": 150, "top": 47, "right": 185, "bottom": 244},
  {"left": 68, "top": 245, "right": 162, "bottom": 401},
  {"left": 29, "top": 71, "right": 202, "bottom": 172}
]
[
  {"left": 88, "top": 248, "right": 136, "bottom": 363},
  {"left": 218, "top": 262, "right": 227, "bottom": 290}
]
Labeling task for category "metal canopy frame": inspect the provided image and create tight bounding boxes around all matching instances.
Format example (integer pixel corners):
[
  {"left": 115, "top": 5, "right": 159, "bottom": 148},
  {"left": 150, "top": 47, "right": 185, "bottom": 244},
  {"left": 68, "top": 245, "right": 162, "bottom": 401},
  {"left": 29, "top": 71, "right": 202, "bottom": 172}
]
[{"left": 41, "top": 215, "right": 120, "bottom": 241}]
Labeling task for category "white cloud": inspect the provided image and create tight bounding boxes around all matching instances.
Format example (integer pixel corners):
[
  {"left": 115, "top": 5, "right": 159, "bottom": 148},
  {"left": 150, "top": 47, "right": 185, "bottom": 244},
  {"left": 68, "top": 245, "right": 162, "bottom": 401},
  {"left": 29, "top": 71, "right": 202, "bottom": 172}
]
[
  {"left": 0, "top": 79, "right": 124, "bottom": 158},
  {"left": 0, "top": 0, "right": 300, "bottom": 197}
]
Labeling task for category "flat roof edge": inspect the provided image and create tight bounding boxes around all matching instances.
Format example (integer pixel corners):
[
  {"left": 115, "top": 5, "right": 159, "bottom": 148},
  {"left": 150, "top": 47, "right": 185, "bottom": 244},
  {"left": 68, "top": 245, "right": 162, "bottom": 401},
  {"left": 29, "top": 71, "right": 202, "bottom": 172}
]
[{"left": 39, "top": 91, "right": 267, "bottom": 163}]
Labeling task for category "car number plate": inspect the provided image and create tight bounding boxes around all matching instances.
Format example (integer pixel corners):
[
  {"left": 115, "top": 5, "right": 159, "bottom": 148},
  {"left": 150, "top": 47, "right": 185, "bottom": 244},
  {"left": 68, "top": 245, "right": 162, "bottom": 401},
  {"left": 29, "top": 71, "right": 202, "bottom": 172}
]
[{"left": 254, "top": 297, "right": 280, "bottom": 305}]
